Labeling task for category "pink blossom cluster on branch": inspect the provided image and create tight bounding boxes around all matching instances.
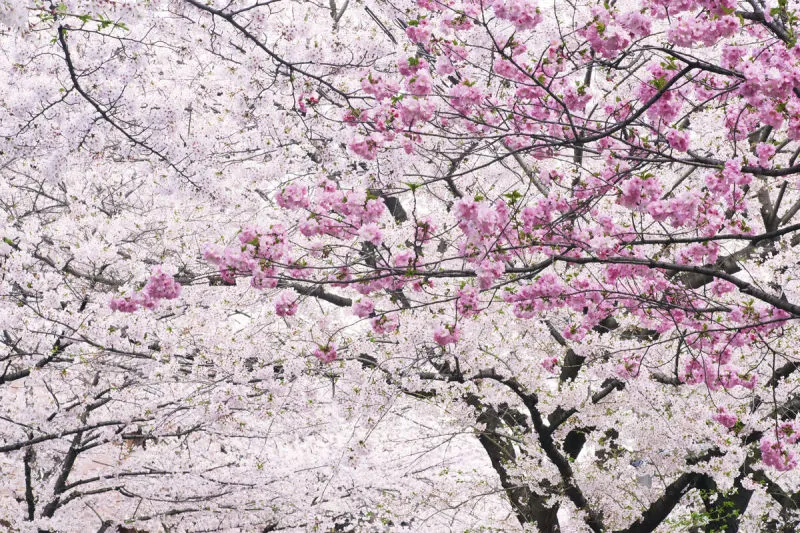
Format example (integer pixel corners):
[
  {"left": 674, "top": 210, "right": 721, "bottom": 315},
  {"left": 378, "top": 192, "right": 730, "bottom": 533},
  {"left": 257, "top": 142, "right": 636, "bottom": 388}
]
[{"left": 109, "top": 266, "right": 181, "bottom": 312}]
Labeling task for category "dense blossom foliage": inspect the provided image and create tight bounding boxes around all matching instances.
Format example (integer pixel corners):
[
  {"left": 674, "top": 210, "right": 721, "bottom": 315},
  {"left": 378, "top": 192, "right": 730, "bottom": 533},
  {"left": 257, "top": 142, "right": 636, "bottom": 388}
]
[{"left": 3, "top": 0, "right": 800, "bottom": 532}]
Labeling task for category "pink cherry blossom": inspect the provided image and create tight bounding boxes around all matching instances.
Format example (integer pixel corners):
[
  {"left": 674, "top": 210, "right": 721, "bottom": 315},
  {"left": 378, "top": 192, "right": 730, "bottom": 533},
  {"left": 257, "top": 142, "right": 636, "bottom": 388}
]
[
  {"left": 274, "top": 291, "right": 299, "bottom": 316},
  {"left": 712, "top": 408, "right": 738, "bottom": 429},
  {"left": 276, "top": 183, "right": 310, "bottom": 209},
  {"left": 358, "top": 223, "right": 383, "bottom": 246},
  {"left": 433, "top": 323, "right": 460, "bottom": 346},
  {"left": 666, "top": 129, "right": 689, "bottom": 152},
  {"left": 313, "top": 343, "right": 338, "bottom": 363},
  {"left": 371, "top": 313, "right": 399, "bottom": 334}
]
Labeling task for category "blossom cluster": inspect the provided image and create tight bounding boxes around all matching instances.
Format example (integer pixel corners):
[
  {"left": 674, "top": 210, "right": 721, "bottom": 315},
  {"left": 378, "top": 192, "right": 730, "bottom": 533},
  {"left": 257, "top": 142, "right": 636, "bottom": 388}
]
[{"left": 109, "top": 266, "right": 182, "bottom": 313}]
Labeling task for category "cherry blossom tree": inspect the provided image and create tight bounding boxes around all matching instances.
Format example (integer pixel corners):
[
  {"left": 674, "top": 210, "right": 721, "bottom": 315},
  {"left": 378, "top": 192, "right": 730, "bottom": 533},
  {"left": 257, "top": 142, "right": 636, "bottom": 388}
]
[{"left": 3, "top": 0, "right": 800, "bottom": 531}]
